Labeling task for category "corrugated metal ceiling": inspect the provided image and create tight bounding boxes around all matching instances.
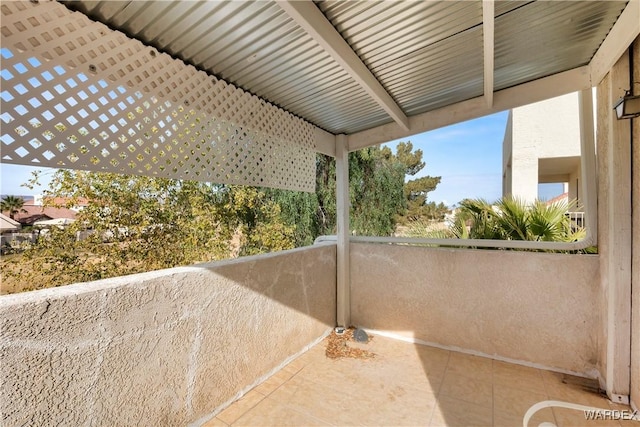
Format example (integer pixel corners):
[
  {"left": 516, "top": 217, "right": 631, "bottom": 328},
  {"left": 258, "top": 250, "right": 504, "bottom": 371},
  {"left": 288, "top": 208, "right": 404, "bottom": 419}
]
[
  {"left": 61, "top": 0, "right": 627, "bottom": 136},
  {"left": 494, "top": 1, "right": 628, "bottom": 91},
  {"left": 317, "top": 1, "right": 486, "bottom": 116},
  {"left": 62, "top": 0, "right": 389, "bottom": 134}
]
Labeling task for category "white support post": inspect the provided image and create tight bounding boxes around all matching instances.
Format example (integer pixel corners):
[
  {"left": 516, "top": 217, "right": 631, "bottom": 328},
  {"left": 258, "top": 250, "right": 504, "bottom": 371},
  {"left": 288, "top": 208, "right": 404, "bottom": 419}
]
[
  {"left": 335, "top": 134, "right": 350, "bottom": 327},
  {"left": 578, "top": 89, "right": 597, "bottom": 244},
  {"left": 604, "top": 50, "right": 632, "bottom": 404}
]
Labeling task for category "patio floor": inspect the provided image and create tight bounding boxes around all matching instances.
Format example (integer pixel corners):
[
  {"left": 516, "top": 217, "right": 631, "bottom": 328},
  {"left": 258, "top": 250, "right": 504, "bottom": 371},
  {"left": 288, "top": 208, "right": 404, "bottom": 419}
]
[{"left": 203, "top": 332, "right": 637, "bottom": 427}]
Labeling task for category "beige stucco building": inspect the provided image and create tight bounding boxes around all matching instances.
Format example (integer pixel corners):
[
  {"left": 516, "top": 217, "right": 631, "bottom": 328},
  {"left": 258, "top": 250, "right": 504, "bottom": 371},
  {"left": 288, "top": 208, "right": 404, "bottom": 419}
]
[{"left": 503, "top": 92, "right": 583, "bottom": 207}]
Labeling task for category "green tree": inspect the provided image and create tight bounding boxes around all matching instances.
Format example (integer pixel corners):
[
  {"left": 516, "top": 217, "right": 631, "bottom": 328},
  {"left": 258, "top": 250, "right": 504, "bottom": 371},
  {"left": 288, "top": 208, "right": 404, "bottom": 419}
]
[
  {"left": 8, "top": 170, "right": 299, "bottom": 289},
  {"left": 315, "top": 153, "right": 337, "bottom": 236},
  {"left": 309, "top": 143, "right": 442, "bottom": 237},
  {"left": 6, "top": 142, "right": 437, "bottom": 292},
  {"left": 265, "top": 188, "right": 319, "bottom": 248},
  {"left": 286, "top": 149, "right": 410, "bottom": 239},
  {"left": 401, "top": 177, "right": 445, "bottom": 223},
  {"left": 349, "top": 146, "right": 406, "bottom": 235},
  {"left": 218, "top": 185, "right": 296, "bottom": 256},
  {"left": 391, "top": 141, "right": 425, "bottom": 176},
  {"left": 387, "top": 141, "right": 447, "bottom": 225},
  {"left": 25, "top": 171, "right": 234, "bottom": 282},
  {"left": 1, "top": 195, "right": 26, "bottom": 220}
]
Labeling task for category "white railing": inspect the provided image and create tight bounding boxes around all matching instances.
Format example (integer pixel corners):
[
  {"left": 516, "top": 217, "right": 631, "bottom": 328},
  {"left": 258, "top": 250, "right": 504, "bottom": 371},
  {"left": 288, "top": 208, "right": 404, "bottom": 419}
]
[{"left": 567, "top": 211, "right": 585, "bottom": 231}]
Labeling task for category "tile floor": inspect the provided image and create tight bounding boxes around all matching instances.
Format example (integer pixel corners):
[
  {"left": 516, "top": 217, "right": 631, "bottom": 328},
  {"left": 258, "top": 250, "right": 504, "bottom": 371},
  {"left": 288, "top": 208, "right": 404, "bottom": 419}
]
[{"left": 203, "top": 333, "right": 638, "bottom": 427}]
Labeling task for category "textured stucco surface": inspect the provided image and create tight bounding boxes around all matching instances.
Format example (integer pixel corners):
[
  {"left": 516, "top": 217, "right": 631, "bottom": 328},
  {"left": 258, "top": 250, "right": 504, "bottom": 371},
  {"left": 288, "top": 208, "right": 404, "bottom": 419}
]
[
  {"left": 596, "top": 46, "right": 634, "bottom": 401},
  {"left": 0, "top": 244, "right": 336, "bottom": 427},
  {"left": 631, "top": 37, "right": 640, "bottom": 412},
  {"left": 596, "top": 70, "right": 611, "bottom": 390},
  {"left": 351, "top": 243, "right": 600, "bottom": 375},
  {"left": 503, "top": 92, "right": 582, "bottom": 203}
]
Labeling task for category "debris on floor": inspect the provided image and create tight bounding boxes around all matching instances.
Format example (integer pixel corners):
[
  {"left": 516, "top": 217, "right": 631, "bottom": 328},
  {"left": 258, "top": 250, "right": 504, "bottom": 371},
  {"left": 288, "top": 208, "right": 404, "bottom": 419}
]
[{"left": 325, "top": 327, "right": 375, "bottom": 360}]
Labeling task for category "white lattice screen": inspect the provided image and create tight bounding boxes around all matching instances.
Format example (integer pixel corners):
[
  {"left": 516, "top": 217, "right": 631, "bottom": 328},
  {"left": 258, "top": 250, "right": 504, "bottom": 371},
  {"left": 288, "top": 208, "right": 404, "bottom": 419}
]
[{"left": 0, "top": 0, "right": 317, "bottom": 192}]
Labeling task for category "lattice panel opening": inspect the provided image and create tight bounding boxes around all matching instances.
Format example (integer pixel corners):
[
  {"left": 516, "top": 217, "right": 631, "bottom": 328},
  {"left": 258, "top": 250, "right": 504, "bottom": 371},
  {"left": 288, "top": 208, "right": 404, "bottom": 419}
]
[{"left": 0, "top": 0, "right": 317, "bottom": 192}]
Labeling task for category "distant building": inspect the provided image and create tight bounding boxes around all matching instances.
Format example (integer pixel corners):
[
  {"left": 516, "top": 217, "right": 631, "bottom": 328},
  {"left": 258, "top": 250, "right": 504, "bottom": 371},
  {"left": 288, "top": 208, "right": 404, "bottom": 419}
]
[
  {"left": 0, "top": 213, "right": 21, "bottom": 233},
  {"left": 29, "top": 195, "right": 89, "bottom": 211},
  {"left": 502, "top": 92, "right": 582, "bottom": 209},
  {"left": 2, "top": 205, "right": 77, "bottom": 227}
]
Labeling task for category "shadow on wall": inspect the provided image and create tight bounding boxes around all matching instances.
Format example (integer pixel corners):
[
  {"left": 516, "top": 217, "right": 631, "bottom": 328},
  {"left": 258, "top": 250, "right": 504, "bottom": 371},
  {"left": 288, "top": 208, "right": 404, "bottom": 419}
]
[{"left": 0, "top": 243, "right": 337, "bottom": 426}]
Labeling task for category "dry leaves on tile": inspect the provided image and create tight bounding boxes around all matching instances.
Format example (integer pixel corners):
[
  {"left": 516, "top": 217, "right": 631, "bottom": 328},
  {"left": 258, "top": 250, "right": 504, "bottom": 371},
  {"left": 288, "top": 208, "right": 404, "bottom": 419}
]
[{"left": 325, "top": 327, "right": 375, "bottom": 360}]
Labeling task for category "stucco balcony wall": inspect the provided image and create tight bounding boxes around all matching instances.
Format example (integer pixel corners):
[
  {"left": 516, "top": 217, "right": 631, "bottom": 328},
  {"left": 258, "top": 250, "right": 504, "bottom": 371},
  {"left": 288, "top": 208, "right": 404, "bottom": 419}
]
[
  {"left": 0, "top": 244, "right": 337, "bottom": 427},
  {"left": 350, "top": 243, "right": 600, "bottom": 377}
]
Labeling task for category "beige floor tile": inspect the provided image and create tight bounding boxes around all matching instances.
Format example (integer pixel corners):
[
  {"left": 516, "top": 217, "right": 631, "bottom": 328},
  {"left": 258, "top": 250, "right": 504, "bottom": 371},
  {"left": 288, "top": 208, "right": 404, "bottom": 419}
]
[
  {"left": 493, "top": 361, "right": 547, "bottom": 394},
  {"left": 496, "top": 407, "right": 556, "bottom": 427},
  {"left": 493, "top": 412, "right": 524, "bottom": 427},
  {"left": 282, "top": 357, "right": 307, "bottom": 375},
  {"left": 294, "top": 343, "right": 329, "bottom": 366},
  {"left": 232, "top": 397, "right": 330, "bottom": 426},
  {"left": 414, "top": 345, "right": 451, "bottom": 380},
  {"left": 618, "top": 420, "right": 640, "bottom": 427},
  {"left": 216, "top": 390, "right": 266, "bottom": 425},
  {"left": 208, "top": 338, "right": 626, "bottom": 427},
  {"left": 355, "top": 356, "right": 442, "bottom": 395},
  {"left": 294, "top": 355, "right": 369, "bottom": 386},
  {"left": 268, "top": 374, "right": 368, "bottom": 425},
  {"left": 361, "top": 382, "right": 439, "bottom": 426},
  {"left": 414, "top": 344, "right": 451, "bottom": 365},
  {"left": 297, "top": 350, "right": 441, "bottom": 398},
  {"left": 439, "top": 372, "right": 493, "bottom": 407},
  {"left": 202, "top": 417, "right": 229, "bottom": 427},
  {"left": 445, "top": 352, "right": 493, "bottom": 382},
  {"left": 493, "top": 412, "right": 523, "bottom": 427},
  {"left": 494, "top": 383, "right": 548, "bottom": 419},
  {"left": 364, "top": 334, "right": 417, "bottom": 357},
  {"left": 609, "top": 402, "right": 640, "bottom": 426},
  {"left": 430, "top": 395, "right": 493, "bottom": 427},
  {"left": 252, "top": 368, "right": 296, "bottom": 396}
]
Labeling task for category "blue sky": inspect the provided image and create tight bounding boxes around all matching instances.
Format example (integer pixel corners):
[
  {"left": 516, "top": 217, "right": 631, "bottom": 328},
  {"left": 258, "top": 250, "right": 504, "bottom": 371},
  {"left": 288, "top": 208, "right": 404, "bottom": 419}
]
[
  {"left": 384, "top": 112, "right": 509, "bottom": 207},
  {"left": 1, "top": 163, "right": 56, "bottom": 196},
  {"left": 1, "top": 112, "right": 563, "bottom": 204},
  {"left": 383, "top": 112, "right": 563, "bottom": 206}
]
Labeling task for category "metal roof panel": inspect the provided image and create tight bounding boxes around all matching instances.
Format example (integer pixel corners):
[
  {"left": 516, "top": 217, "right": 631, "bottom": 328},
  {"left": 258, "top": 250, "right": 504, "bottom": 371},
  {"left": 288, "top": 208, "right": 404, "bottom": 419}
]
[
  {"left": 63, "top": 0, "right": 388, "bottom": 134},
  {"left": 494, "top": 1, "right": 627, "bottom": 91},
  {"left": 60, "top": 0, "right": 630, "bottom": 136}
]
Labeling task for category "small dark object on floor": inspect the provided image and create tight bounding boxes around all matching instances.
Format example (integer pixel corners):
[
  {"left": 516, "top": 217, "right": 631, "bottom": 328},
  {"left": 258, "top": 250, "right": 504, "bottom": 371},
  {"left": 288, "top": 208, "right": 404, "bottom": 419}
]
[{"left": 353, "top": 328, "right": 369, "bottom": 343}]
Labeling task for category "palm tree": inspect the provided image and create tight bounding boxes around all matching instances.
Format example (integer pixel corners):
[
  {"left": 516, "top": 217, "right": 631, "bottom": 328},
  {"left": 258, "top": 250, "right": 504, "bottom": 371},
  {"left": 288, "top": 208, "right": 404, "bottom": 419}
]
[
  {"left": 452, "top": 198, "right": 503, "bottom": 240},
  {"left": 1, "top": 195, "right": 27, "bottom": 220},
  {"left": 452, "top": 196, "right": 586, "bottom": 245}
]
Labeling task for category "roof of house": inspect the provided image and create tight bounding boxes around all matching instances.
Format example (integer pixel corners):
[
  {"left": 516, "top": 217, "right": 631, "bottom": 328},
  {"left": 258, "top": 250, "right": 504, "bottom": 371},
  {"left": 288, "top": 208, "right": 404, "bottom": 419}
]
[
  {"left": 3, "top": 206, "right": 78, "bottom": 226},
  {"left": 25, "top": 197, "right": 90, "bottom": 209},
  {"left": 546, "top": 192, "right": 569, "bottom": 205},
  {"left": 0, "top": 213, "right": 21, "bottom": 232}
]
